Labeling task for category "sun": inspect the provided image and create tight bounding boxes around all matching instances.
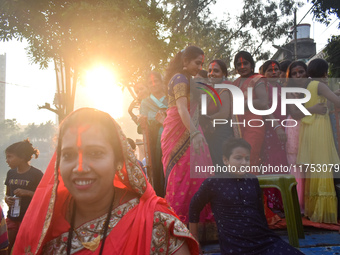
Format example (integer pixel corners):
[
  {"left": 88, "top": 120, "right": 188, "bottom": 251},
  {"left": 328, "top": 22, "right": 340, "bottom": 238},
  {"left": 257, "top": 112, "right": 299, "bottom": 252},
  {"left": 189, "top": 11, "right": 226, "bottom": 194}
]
[{"left": 83, "top": 66, "right": 123, "bottom": 119}]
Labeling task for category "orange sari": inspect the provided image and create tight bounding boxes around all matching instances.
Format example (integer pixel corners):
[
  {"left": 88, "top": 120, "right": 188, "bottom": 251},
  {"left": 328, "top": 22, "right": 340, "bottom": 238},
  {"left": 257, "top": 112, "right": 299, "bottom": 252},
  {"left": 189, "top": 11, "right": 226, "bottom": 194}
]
[{"left": 13, "top": 113, "right": 199, "bottom": 255}]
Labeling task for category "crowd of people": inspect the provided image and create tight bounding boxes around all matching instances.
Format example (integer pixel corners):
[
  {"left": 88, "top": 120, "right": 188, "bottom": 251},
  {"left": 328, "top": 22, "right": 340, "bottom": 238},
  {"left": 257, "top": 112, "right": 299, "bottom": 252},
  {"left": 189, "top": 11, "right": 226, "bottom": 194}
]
[{"left": 1, "top": 45, "right": 340, "bottom": 254}]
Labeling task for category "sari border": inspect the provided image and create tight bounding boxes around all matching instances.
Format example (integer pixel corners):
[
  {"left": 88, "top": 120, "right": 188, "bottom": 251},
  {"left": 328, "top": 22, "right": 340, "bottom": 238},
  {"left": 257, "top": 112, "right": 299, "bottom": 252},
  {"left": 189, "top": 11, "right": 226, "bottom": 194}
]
[
  {"left": 164, "top": 131, "right": 190, "bottom": 191},
  {"left": 35, "top": 159, "right": 58, "bottom": 255}
]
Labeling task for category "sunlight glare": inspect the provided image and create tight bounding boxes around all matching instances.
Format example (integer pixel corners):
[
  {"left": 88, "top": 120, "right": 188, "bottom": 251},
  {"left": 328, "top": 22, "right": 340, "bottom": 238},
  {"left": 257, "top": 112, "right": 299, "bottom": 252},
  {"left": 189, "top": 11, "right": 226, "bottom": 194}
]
[{"left": 84, "top": 66, "right": 123, "bottom": 119}]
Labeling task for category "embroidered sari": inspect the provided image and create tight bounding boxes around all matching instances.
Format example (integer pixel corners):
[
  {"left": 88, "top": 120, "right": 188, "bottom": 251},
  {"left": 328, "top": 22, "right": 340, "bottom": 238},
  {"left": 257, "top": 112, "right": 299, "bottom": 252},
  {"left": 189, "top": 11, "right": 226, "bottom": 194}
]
[
  {"left": 161, "top": 74, "right": 213, "bottom": 224},
  {"left": 13, "top": 108, "right": 199, "bottom": 254},
  {"left": 233, "top": 74, "right": 266, "bottom": 166}
]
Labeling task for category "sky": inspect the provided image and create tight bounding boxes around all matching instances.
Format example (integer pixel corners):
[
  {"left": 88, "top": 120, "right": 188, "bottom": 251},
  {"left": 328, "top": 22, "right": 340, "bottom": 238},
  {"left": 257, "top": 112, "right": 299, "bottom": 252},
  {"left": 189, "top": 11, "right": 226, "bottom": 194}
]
[{"left": 0, "top": 0, "right": 339, "bottom": 127}]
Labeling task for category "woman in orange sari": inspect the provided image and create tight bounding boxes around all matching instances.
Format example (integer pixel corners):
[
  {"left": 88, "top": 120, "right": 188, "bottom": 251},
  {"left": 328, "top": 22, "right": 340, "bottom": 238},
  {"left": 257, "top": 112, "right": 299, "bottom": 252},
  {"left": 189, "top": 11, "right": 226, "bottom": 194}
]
[{"left": 13, "top": 108, "right": 198, "bottom": 255}]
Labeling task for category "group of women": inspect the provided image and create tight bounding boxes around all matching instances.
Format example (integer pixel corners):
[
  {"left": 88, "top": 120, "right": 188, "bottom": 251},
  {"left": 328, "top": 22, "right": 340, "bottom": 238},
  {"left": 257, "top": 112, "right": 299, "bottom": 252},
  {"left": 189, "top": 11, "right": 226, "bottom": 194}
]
[
  {"left": 11, "top": 45, "right": 340, "bottom": 254},
  {"left": 161, "top": 47, "right": 340, "bottom": 227}
]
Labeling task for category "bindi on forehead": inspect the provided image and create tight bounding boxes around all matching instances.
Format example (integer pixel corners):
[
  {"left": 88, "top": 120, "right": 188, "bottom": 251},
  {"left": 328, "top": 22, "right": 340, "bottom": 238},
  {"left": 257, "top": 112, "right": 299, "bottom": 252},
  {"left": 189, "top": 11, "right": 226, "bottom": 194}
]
[
  {"left": 201, "top": 55, "right": 205, "bottom": 70},
  {"left": 240, "top": 57, "right": 244, "bottom": 68},
  {"left": 150, "top": 73, "right": 155, "bottom": 87},
  {"left": 76, "top": 125, "right": 90, "bottom": 172},
  {"left": 272, "top": 62, "right": 276, "bottom": 73},
  {"left": 210, "top": 62, "right": 216, "bottom": 75}
]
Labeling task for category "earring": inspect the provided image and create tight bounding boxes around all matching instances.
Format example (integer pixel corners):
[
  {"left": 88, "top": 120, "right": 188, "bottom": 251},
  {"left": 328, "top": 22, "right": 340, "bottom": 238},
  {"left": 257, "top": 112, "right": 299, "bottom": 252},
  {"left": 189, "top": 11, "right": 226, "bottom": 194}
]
[{"left": 117, "top": 164, "right": 124, "bottom": 180}]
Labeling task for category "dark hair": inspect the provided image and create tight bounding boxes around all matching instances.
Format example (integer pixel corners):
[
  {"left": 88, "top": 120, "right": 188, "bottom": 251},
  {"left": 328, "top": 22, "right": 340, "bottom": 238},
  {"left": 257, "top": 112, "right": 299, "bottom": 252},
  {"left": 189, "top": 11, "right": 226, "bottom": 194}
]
[
  {"left": 222, "top": 138, "right": 251, "bottom": 160},
  {"left": 146, "top": 71, "right": 163, "bottom": 86},
  {"left": 279, "top": 60, "right": 292, "bottom": 73},
  {"left": 307, "top": 58, "right": 329, "bottom": 78},
  {"left": 164, "top": 46, "right": 204, "bottom": 85},
  {"left": 61, "top": 108, "right": 124, "bottom": 255},
  {"left": 5, "top": 139, "right": 39, "bottom": 162},
  {"left": 259, "top": 64, "right": 264, "bottom": 74},
  {"left": 286, "top": 61, "right": 307, "bottom": 87},
  {"left": 234, "top": 51, "right": 255, "bottom": 71},
  {"left": 56, "top": 108, "right": 123, "bottom": 170},
  {"left": 208, "top": 59, "right": 228, "bottom": 76},
  {"left": 127, "top": 138, "right": 136, "bottom": 150},
  {"left": 197, "top": 69, "right": 208, "bottom": 78},
  {"left": 287, "top": 61, "right": 307, "bottom": 78},
  {"left": 261, "top": 60, "right": 280, "bottom": 74}
]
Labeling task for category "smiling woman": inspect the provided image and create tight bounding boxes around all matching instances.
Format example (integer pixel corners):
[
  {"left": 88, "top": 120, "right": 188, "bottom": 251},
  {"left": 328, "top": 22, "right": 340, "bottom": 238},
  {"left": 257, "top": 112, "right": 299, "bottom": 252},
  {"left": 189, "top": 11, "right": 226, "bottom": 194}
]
[
  {"left": 13, "top": 108, "right": 199, "bottom": 255},
  {"left": 81, "top": 66, "right": 123, "bottom": 119}
]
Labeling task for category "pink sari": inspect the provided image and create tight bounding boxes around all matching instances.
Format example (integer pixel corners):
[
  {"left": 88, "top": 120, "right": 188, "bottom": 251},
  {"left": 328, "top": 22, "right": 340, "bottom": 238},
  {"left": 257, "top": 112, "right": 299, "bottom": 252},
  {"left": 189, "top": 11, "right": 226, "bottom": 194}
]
[{"left": 161, "top": 73, "right": 213, "bottom": 223}]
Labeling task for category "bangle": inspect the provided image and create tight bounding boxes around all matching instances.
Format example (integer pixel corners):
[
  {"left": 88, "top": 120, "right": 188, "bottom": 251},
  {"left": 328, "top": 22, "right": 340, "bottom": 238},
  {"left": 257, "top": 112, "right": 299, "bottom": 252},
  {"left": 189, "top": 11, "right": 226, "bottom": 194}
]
[
  {"left": 191, "top": 130, "right": 201, "bottom": 140},
  {"left": 274, "top": 124, "right": 281, "bottom": 131}
]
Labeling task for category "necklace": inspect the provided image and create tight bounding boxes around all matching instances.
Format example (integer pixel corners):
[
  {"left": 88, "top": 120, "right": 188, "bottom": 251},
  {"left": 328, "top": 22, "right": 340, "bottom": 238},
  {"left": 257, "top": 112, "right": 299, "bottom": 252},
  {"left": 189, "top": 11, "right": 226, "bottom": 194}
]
[
  {"left": 67, "top": 188, "right": 115, "bottom": 255},
  {"left": 73, "top": 230, "right": 102, "bottom": 252}
]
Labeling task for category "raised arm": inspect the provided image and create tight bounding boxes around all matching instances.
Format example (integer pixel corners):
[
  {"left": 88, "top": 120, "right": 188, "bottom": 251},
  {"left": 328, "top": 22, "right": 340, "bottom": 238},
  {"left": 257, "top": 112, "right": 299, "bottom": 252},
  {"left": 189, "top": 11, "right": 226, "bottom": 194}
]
[{"left": 318, "top": 82, "right": 340, "bottom": 108}]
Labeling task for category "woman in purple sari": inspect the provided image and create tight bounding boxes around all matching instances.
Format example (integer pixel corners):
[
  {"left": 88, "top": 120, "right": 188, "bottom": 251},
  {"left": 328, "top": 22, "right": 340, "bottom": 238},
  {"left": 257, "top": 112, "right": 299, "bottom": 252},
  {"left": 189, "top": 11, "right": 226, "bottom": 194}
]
[{"left": 161, "top": 46, "right": 213, "bottom": 223}]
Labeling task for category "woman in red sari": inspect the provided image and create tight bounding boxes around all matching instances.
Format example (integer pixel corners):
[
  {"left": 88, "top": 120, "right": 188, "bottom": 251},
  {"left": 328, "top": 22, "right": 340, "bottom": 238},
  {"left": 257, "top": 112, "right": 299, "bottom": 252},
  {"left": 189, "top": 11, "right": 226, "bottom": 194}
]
[
  {"left": 233, "top": 52, "right": 287, "bottom": 225},
  {"left": 13, "top": 108, "right": 199, "bottom": 255},
  {"left": 162, "top": 46, "right": 213, "bottom": 224},
  {"left": 233, "top": 51, "right": 266, "bottom": 166}
]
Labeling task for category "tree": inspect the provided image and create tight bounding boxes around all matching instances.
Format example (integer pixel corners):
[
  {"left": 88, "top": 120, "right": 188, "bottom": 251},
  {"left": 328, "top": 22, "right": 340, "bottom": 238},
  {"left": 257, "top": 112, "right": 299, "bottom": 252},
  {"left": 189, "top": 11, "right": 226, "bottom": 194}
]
[
  {"left": 162, "top": 0, "right": 296, "bottom": 70},
  {"left": 308, "top": 0, "right": 340, "bottom": 28},
  {"left": 0, "top": 119, "right": 21, "bottom": 145},
  {"left": 324, "top": 35, "right": 340, "bottom": 78},
  {"left": 0, "top": 0, "right": 169, "bottom": 121}
]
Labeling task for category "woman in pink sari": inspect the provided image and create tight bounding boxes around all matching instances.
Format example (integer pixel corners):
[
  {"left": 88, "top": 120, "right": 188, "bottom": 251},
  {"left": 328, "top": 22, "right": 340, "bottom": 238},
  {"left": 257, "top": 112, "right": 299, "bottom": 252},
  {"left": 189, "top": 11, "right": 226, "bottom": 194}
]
[
  {"left": 162, "top": 46, "right": 213, "bottom": 224},
  {"left": 233, "top": 51, "right": 286, "bottom": 166}
]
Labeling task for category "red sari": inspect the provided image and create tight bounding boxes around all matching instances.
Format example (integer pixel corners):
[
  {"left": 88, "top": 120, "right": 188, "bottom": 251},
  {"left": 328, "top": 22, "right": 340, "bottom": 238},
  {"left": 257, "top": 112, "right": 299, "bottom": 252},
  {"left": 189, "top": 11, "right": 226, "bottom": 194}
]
[
  {"left": 233, "top": 74, "right": 266, "bottom": 166},
  {"left": 13, "top": 112, "right": 199, "bottom": 255}
]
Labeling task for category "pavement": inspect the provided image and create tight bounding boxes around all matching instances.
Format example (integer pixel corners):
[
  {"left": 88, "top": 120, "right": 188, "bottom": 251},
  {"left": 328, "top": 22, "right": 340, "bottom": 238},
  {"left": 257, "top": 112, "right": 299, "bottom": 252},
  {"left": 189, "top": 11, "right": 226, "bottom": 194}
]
[{"left": 200, "top": 227, "right": 340, "bottom": 255}]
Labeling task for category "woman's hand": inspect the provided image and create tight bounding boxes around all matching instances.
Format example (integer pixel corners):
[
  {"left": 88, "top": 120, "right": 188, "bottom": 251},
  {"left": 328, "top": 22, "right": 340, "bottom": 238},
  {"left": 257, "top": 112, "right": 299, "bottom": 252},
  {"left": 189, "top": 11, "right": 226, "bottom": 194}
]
[
  {"left": 155, "top": 111, "right": 167, "bottom": 124},
  {"left": 192, "top": 133, "right": 206, "bottom": 155},
  {"left": 137, "top": 115, "right": 148, "bottom": 130},
  {"left": 275, "top": 127, "right": 287, "bottom": 143},
  {"left": 5, "top": 195, "right": 14, "bottom": 206},
  {"left": 309, "top": 102, "right": 328, "bottom": 115},
  {"left": 333, "top": 89, "right": 340, "bottom": 96}
]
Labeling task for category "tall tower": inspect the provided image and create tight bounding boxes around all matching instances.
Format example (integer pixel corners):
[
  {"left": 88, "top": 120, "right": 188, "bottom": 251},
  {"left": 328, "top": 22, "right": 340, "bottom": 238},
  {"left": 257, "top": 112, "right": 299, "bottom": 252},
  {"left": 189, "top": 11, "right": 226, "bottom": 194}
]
[{"left": 0, "top": 54, "right": 5, "bottom": 121}]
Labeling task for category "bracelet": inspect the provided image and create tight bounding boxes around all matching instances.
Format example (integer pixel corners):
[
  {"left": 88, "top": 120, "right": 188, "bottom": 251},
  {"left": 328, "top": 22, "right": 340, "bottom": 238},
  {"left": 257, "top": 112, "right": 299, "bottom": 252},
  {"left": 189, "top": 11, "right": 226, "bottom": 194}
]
[
  {"left": 191, "top": 130, "right": 201, "bottom": 140},
  {"left": 273, "top": 124, "right": 281, "bottom": 131}
]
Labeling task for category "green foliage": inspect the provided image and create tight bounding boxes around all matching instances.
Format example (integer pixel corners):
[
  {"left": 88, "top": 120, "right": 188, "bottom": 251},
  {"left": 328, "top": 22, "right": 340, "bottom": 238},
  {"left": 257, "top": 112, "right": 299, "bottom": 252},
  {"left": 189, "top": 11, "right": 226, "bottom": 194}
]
[
  {"left": 324, "top": 35, "right": 340, "bottom": 78},
  {"left": 0, "top": 120, "right": 57, "bottom": 173},
  {"left": 308, "top": 0, "right": 340, "bottom": 28},
  {"left": 0, "top": 0, "right": 169, "bottom": 84},
  {"left": 162, "top": 0, "right": 295, "bottom": 71}
]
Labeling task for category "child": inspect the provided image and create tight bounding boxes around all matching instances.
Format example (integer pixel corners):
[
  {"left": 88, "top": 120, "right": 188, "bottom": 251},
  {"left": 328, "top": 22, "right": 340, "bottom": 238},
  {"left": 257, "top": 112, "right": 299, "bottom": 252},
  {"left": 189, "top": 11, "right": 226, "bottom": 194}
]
[
  {"left": 189, "top": 138, "right": 303, "bottom": 255},
  {"left": 4, "top": 139, "right": 43, "bottom": 253}
]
